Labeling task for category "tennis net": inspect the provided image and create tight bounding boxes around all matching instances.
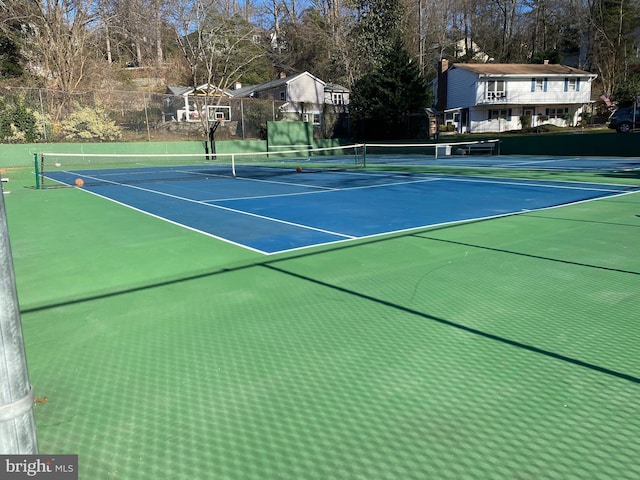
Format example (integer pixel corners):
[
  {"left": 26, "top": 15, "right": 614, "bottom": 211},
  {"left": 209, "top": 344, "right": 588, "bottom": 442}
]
[
  {"left": 36, "top": 144, "right": 365, "bottom": 188},
  {"left": 362, "top": 139, "right": 500, "bottom": 165}
]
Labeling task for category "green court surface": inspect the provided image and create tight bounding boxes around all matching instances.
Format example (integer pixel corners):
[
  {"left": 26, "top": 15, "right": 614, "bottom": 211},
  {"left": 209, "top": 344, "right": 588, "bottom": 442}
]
[{"left": 3, "top": 166, "right": 640, "bottom": 479}]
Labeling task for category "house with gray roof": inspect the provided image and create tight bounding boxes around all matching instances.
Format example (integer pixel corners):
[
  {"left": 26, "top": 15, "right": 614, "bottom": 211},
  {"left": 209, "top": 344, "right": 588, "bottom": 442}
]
[
  {"left": 229, "top": 71, "right": 349, "bottom": 125},
  {"left": 165, "top": 72, "right": 350, "bottom": 127},
  {"left": 434, "top": 60, "right": 597, "bottom": 133}
]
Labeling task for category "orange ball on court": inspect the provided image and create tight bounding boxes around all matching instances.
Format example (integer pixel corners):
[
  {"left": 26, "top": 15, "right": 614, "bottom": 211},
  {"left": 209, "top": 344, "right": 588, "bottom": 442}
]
[{"left": 75, "top": 178, "right": 84, "bottom": 187}]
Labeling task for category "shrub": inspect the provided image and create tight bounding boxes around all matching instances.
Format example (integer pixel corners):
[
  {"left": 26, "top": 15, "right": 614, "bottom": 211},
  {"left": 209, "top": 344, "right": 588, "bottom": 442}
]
[
  {"left": 0, "top": 97, "right": 38, "bottom": 142},
  {"left": 58, "top": 104, "right": 122, "bottom": 141}
]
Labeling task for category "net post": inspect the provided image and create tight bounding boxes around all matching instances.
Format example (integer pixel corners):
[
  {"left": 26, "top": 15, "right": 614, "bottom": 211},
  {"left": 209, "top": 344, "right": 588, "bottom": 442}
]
[
  {"left": 34, "top": 154, "right": 41, "bottom": 190},
  {"left": 0, "top": 181, "right": 38, "bottom": 453},
  {"left": 362, "top": 144, "right": 367, "bottom": 168},
  {"left": 231, "top": 153, "right": 237, "bottom": 178}
]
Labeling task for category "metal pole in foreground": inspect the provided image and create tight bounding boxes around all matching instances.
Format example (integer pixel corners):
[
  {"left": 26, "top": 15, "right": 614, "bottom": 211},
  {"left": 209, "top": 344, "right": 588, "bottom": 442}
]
[{"left": 0, "top": 180, "right": 38, "bottom": 454}]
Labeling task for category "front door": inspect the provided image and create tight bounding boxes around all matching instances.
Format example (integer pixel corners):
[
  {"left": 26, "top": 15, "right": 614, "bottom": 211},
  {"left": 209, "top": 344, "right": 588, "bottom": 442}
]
[{"left": 523, "top": 107, "right": 535, "bottom": 127}]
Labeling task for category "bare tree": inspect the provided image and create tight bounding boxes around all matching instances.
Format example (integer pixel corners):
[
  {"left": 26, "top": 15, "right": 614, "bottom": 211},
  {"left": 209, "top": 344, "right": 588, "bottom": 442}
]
[
  {"left": 25, "top": 1, "right": 99, "bottom": 90},
  {"left": 168, "top": 0, "right": 267, "bottom": 131},
  {"left": 95, "top": 0, "right": 169, "bottom": 67},
  {"left": 586, "top": 0, "right": 640, "bottom": 98}
]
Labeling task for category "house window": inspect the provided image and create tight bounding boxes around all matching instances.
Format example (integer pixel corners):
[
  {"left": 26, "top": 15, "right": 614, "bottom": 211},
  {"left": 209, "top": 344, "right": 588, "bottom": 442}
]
[
  {"left": 486, "top": 80, "right": 506, "bottom": 100},
  {"left": 280, "top": 91, "right": 285, "bottom": 101},
  {"left": 333, "top": 93, "right": 344, "bottom": 105},
  {"left": 444, "top": 112, "right": 459, "bottom": 125},
  {"left": 302, "top": 113, "right": 321, "bottom": 125},
  {"left": 531, "top": 78, "right": 548, "bottom": 92},
  {"left": 545, "top": 107, "right": 569, "bottom": 118},
  {"left": 534, "top": 78, "right": 544, "bottom": 91},
  {"left": 488, "top": 109, "right": 509, "bottom": 120},
  {"left": 564, "top": 78, "right": 580, "bottom": 92}
]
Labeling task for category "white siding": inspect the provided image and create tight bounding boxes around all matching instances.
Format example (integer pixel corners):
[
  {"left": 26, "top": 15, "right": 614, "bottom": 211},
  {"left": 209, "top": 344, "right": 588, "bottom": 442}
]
[
  {"left": 258, "top": 73, "right": 326, "bottom": 104},
  {"left": 287, "top": 74, "right": 325, "bottom": 104},
  {"left": 473, "top": 76, "right": 593, "bottom": 105},
  {"left": 468, "top": 104, "right": 585, "bottom": 133},
  {"left": 443, "top": 66, "right": 594, "bottom": 133},
  {"left": 446, "top": 68, "right": 479, "bottom": 109},
  {"left": 469, "top": 107, "right": 520, "bottom": 133}
]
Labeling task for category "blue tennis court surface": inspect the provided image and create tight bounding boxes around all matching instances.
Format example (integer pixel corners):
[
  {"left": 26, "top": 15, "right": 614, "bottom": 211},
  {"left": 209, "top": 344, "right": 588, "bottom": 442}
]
[
  {"left": 365, "top": 154, "right": 640, "bottom": 172},
  {"left": 45, "top": 163, "right": 639, "bottom": 254}
]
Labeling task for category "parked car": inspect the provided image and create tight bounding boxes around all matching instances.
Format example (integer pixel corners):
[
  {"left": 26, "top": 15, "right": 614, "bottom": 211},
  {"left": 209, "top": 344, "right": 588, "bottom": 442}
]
[{"left": 607, "top": 107, "right": 640, "bottom": 133}]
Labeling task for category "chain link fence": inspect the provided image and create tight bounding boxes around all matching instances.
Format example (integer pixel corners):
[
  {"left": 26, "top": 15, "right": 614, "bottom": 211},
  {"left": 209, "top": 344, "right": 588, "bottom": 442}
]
[{"left": 0, "top": 86, "right": 352, "bottom": 143}]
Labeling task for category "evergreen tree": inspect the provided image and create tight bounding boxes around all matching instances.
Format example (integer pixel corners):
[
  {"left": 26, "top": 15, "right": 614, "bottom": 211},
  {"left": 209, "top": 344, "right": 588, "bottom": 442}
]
[
  {"left": 351, "top": 38, "right": 431, "bottom": 140},
  {"left": 349, "top": 0, "right": 404, "bottom": 76},
  {"left": 614, "top": 73, "right": 640, "bottom": 106},
  {"left": 0, "top": 35, "right": 23, "bottom": 78},
  {"left": 0, "top": 1, "right": 30, "bottom": 79},
  {"left": 531, "top": 49, "right": 562, "bottom": 65}
]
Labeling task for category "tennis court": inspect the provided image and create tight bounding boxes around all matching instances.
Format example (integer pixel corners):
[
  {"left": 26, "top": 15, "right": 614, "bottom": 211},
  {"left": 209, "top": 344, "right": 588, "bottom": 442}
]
[
  {"left": 40, "top": 146, "right": 639, "bottom": 254},
  {"left": 3, "top": 143, "right": 640, "bottom": 479}
]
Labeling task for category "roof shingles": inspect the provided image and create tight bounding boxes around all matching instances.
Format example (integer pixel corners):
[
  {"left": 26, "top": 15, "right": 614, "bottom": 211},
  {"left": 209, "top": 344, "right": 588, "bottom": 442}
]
[{"left": 453, "top": 64, "right": 594, "bottom": 76}]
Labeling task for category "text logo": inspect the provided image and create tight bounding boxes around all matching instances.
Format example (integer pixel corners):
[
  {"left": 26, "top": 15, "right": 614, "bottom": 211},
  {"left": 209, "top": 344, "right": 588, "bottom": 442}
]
[{"left": 0, "top": 455, "right": 78, "bottom": 479}]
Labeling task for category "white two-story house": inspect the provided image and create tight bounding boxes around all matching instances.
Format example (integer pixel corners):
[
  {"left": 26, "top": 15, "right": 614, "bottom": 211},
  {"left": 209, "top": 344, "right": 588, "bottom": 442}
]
[
  {"left": 434, "top": 61, "right": 597, "bottom": 133},
  {"left": 231, "top": 71, "right": 350, "bottom": 126},
  {"left": 167, "top": 71, "right": 350, "bottom": 128}
]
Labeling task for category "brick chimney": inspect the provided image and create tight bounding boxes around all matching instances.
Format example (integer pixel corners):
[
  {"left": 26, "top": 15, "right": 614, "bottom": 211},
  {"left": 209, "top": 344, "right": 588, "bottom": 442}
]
[{"left": 436, "top": 59, "right": 449, "bottom": 112}]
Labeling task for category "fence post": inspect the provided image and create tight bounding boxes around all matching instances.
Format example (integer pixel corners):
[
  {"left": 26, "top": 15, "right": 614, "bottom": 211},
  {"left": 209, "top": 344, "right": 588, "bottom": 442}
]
[
  {"left": 240, "top": 98, "right": 245, "bottom": 140},
  {"left": 143, "top": 92, "right": 151, "bottom": 142},
  {"left": 38, "top": 89, "right": 47, "bottom": 142},
  {"left": 0, "top": 181, "right": 38, "bottom": 454}
]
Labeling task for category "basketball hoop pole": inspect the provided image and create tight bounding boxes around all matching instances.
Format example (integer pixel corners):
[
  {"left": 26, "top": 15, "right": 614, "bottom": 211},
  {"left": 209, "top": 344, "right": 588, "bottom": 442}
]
[
  {"left": 208, "top": 120, "right": 221, "bottom": 162},
  {"left": 0, "top": 180, "right": 38, "bottom": 454}
]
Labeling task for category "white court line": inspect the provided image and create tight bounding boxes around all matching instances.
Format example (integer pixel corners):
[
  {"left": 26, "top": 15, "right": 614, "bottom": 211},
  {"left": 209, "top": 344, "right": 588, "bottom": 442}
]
[
  {"left": 499, "top": 158, "right": 571, "bottom": 167},
  {"left": 207, "top": 176, "right": 441, "bottom": 202},
  {"left": 65, "top": 171, "right": 357, "bottom": 240},
  {"left": 94, "top": 167, "right": 234, "bottom": 181},
  {"left": 227, "top": 174, "right": 338, "bottom": 191},
  {"left": 78, "top": 188, "right": 271, "bottom": 254},
  {"left": 266, "top": 188, "right": 640, "bottom": 255},
  {"left": 224, "top": 166, "right": 408, "bottom": 190},
  {"left": 437, "top": 174, "right": 631, "bottom": 193}
]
